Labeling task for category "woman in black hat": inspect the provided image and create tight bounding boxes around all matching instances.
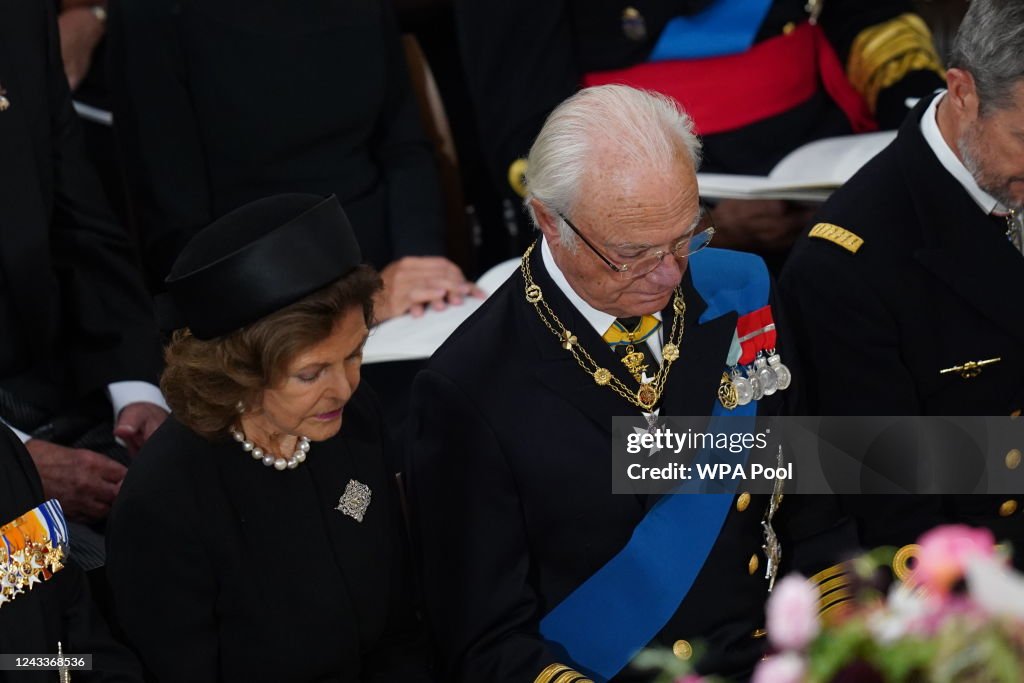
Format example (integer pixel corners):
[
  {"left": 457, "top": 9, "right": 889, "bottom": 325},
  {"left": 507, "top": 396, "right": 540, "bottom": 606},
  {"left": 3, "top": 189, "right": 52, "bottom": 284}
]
[{"left": 105, "top": 194, "right": 432, "bottom": 682}]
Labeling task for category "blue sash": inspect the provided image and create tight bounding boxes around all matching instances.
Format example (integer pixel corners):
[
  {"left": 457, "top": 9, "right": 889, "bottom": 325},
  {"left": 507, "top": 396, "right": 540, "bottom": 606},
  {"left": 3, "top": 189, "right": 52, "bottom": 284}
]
[
  {"left": 648, "top": 0, "right": 774, "bottom": 62},
  {"left": 538, "top": 249, "right": 770, "bottom": 681}
]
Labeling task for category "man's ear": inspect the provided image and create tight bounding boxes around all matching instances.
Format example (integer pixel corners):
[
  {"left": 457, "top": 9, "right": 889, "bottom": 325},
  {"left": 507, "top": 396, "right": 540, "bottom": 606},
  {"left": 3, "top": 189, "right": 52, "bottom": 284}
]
[
  {"left": 946, "top": 68, "right": 980, "bottom": 121},
  {"left": 529, "top": 198, "right": 560, "bottom": 243}
]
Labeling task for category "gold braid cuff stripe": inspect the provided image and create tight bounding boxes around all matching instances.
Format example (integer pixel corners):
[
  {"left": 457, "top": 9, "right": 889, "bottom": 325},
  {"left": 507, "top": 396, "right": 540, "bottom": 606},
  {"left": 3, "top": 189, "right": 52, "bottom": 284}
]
[
  {"left": 535, "top": 663, "right": 592, "bottom": 683},
  {"left": 520, "top": 242, "right": 684, "bottom": 411},
  {"left": 847, "top": 13, "right": 945, "bottom": 113}
]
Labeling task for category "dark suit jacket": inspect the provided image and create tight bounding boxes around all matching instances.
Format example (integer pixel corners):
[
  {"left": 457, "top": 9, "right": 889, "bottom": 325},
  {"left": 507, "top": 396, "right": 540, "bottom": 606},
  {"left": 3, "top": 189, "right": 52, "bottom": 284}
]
[
  {"left": 408, "top": 244, "right": 850, "bottom": 682},
  {"left": 0, "top": 426, "right": 143, "bottom": 683},
  {"left": 781, "top": 94, "right": 1024, "bottom": 559},
  {"left": 0, "top": 0, "right": 161, "bottom": 418},
  {"left": 108, "top": 0, "right": 445, "bottom": 287},
  {"left": 105, "top": 385, "right": 432, "bottom": 683}
]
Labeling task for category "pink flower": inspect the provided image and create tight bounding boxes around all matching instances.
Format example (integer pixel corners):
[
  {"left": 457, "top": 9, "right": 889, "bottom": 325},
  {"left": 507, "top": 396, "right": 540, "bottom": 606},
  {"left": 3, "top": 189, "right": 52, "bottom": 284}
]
[
  {"left": 912, "top": 525, "right": 995, "bottom": 595},
  {"left": 752, "top": 652, "right": 806, "bottom": 683},
  {"left": 766, "top": 574, "right": 820, "bottom": 651}
]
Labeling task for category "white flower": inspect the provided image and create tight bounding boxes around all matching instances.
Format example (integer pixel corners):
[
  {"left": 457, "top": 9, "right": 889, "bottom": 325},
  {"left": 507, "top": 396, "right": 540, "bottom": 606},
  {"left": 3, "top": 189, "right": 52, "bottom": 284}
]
[
  {"left": 966, "top": 555, "right": 1024, "bottom": 620},
  {"left": 867, "top": 583, "right": 931, "bottom": 643}
]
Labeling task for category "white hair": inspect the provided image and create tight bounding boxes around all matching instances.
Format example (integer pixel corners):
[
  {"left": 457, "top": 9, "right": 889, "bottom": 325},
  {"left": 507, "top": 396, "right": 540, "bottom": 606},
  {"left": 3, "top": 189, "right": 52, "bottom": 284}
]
[{"left": 524, "top": 85, "right": 703, "bottom": 249}]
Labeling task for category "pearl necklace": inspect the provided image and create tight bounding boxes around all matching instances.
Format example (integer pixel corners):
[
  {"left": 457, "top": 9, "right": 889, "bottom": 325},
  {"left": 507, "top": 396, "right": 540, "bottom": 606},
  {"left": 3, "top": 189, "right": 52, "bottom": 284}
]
[{"left": 230, "top": 428, "right": 310, "bottom": 471}]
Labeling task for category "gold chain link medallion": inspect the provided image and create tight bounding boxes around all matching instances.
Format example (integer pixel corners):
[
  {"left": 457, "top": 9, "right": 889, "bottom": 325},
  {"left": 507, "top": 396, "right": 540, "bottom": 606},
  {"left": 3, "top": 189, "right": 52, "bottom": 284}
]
[{"left": 520, "top": 242, "right": 684, "bottom": 412}]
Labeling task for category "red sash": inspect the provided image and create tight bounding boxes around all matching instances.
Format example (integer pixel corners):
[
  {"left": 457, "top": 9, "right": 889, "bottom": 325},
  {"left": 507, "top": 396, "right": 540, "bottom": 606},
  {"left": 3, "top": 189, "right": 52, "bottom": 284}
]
[{"left": 582, "top": 22, "right": 877, "bottom": 136}]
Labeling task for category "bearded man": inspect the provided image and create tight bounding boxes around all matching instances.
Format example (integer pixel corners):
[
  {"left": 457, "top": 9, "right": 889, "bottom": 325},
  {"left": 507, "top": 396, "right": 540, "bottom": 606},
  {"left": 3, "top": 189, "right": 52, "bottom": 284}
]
[{"left": 781, "top": 0, "right": 1024, "bottom": 563}]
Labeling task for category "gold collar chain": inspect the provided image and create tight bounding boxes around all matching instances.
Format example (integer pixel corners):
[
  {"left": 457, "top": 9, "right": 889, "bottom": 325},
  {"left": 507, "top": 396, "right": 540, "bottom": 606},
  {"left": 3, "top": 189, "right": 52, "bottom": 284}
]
[{"left": 520, "top": 242, "right": 684, "bottom": 411}]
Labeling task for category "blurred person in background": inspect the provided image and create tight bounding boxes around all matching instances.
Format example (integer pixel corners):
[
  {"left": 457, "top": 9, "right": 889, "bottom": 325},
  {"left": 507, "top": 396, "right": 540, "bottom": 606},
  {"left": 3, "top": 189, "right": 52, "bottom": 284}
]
[
  {"left": 108, "top": 0, "right": 481, "bottom": 320},
  {"left": 0, "top": 0, "right": 166, "bottom": 570},
  {"left": 457, "top": 0, "right": 946, "bottom": 268}
]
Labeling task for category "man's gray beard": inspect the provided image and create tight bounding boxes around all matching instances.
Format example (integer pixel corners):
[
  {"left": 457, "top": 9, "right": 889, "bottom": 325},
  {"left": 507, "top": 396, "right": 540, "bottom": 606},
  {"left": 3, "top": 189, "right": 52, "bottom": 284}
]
[{"left": 959, "top": 130, "right": 1023, "bottom": 211}]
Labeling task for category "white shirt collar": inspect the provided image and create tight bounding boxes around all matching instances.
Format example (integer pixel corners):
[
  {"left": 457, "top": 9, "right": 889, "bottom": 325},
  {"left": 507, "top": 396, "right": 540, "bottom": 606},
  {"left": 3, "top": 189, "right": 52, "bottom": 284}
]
[
  {"left": 539, "top": 236, "right": 661, "bottom": 341},
  {"left": 920, "top": 91, "right": 1008, "bottom": 215}
]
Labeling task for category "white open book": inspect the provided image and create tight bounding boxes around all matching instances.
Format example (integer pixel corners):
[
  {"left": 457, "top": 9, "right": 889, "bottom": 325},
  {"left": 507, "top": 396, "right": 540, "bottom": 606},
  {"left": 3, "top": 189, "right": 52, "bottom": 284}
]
[
  {"left": 697, "top": 131, "right": 896, "bottom": 202},
  {"left": 363, "top": 259, "right": 520, "bottom": 364}
]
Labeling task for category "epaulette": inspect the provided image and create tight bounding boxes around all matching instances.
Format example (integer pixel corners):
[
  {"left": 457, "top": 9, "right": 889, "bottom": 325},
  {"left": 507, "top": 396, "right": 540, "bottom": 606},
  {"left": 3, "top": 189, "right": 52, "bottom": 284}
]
[{"left": 809, "top": 223, "right": 864, "bottom": 254}]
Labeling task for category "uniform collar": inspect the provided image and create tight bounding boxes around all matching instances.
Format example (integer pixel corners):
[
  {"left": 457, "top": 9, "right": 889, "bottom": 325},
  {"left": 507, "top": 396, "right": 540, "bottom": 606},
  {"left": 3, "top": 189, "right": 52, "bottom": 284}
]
[{"left": 919, "top": 90, "right": 1009, "bottom": 215}]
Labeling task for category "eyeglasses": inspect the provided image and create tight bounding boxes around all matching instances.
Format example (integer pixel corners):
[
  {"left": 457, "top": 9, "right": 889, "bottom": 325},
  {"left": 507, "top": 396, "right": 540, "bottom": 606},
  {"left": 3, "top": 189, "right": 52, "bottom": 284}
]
[{"left": 557, "top": 204, "right": 715, "bottom": 280}]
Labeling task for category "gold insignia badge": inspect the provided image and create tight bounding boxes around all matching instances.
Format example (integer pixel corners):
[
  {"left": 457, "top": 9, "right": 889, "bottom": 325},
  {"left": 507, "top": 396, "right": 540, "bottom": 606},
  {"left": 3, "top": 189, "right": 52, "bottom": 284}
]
[
  {"left": 718, "top": 372, "right": 739, "bottom": 410},
  {"left": 809, "top": 223, "right": 864, "bottom": 253}
]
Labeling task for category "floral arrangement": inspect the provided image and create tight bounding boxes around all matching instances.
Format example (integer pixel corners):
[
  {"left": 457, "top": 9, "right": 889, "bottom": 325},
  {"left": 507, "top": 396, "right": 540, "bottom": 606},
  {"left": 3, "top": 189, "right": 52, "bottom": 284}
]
[{"left": 638, "top": 525, "right": 1024, "bottom": 683}]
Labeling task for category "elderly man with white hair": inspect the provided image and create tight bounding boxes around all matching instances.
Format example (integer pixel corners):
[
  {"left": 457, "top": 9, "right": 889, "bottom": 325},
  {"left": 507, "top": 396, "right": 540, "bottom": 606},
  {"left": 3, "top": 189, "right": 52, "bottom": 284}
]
[{"left": 409, "top": 85, "right": 843, "bottom": 682}]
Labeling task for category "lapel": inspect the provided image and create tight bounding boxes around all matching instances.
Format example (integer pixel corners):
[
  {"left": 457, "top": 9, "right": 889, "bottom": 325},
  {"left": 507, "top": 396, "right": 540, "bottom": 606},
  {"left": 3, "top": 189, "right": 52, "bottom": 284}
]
[
  {"left": 901, "top": 97, "right": 1024, "bottom": 344},
  {"left": 521, "top": 241, "right": 737, "bottom": 433},
  {"left": 659, "top": 270, "right": 738, "bottom": 416},
  {"left": 0, "top": 13, "right": 58, "bottom": 354}
]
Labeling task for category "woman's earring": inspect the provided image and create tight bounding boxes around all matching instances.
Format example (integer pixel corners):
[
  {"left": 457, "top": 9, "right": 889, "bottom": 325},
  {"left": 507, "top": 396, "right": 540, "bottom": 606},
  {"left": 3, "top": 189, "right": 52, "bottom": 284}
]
[{"left": 236, "top": 401, "right": 246, "bottom": 414}]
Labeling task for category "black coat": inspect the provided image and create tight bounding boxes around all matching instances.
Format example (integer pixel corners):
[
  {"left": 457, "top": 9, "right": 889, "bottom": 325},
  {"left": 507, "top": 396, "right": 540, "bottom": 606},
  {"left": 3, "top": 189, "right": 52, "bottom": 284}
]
[
  {"left": 408, "top": 243, "right": 851, "bottom": 682},
  {"left": 781, "top": 94, "right": 1024, "bottom": 558},
  {"left": 105, "top": 385, "right": 432, "bottom": 682},
  {"left": 0, "top": 1, "right": 161, "bottom": 418},
  {"left": 108, "top": 0, "right": 446, "bottom": 287},
  {"left": 0, "top": 425, "right": 143, "bottom": 683}
]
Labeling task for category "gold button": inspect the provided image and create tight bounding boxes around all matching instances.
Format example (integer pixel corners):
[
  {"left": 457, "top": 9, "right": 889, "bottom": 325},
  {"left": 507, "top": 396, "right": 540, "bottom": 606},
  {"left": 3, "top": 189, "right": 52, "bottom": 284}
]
[
  {"left": 736, "top": 492, "right": 751, "bottom": 512},
  {"left": 782, "top": 21, "right": 796, "bottom": 35},
  {"left": 621, "top": 6, "right": 647, "bottom": 41},
  {"left": 748, "top": 553, "right": 760, "bottom": 575},
  {"left": 1007, "top": 449, "right": 1022, "bottom": 470},
  {"left": 507, "top": 158, "right": 528, "bottom": 197},
  {"left": 999, "top": 500, "right": 1018, "bottom": 517},
  {"left": 672, "top": 639, "right": 692, "bottom": 660},
  {"left": 752, "top": 628, "right": 767, "bottom": 639}
]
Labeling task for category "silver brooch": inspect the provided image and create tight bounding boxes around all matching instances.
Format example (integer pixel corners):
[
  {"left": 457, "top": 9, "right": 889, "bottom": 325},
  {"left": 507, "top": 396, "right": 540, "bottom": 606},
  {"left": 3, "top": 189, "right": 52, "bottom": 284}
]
[{"left": 336, "top": 479, "right": 372, "bottom": 522}]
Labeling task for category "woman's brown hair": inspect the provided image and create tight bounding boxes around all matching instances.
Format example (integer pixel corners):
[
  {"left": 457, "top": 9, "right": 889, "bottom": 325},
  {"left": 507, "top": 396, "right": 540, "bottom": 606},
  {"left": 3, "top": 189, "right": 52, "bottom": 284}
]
[{"left": 161, "top": 265, "right": 381, "bottom": 439}]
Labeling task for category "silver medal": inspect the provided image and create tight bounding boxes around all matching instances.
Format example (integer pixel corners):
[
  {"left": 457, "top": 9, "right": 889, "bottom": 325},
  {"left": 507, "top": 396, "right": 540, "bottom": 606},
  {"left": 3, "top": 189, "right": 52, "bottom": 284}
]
[
  {"left": 747, "top": 365, "right": 764, "bottom": 401},
  {"left": 755, "top": 355, "right": 778, "bottom": 396},
  {"left": 767, "top": 352, "right": 792, "bottom": 391},
  {"left": 731, "top": 368, "right": 754, "bottom": 406}
]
